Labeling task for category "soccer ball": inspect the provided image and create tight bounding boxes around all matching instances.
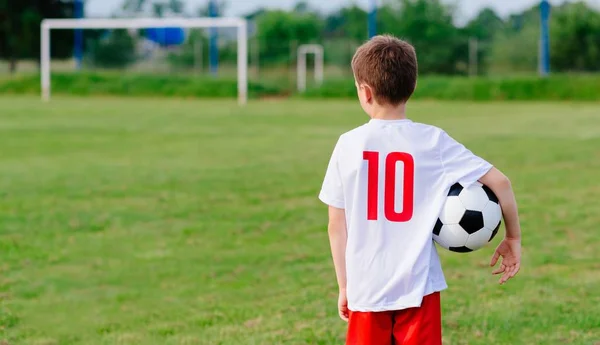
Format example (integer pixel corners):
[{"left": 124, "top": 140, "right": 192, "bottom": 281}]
[{"left": 433, "top": 182, "right": 502, "bottom": 253}]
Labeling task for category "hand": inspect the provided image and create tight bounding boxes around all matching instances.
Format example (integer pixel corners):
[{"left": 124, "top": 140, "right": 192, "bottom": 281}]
[
  {"left": 338, "top": 289, "right": 349, "bottom": 322},
  {"left": 490, "top": 238, "right": 521, "bottom": 284}
]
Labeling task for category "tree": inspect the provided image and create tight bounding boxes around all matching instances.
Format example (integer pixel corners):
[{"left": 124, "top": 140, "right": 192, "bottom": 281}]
[
  {"left": 255, "top": 10, "right": 322, "bottom": 64},
  {"left": 505, "top": 6, "right": 540, "bottom": 34},
  {"left": 466, "top": 8, "right": 504, "bottom": 41},
  {"left": 293, "top": 1, "right": 312, "bottom": 14},
  {"left": 384, "top": 0, "right": 468, "bottom": 74},
  {"left": 484, "top": 4, "right": 540, "bottom": 74},
  {"left": 465, "top": 8, "right": 505, "bottom": 73},
  {"left": 550, "top": 2, "right": 600, "bottom": 72},
  {"left": 324, "top": 5, "right": 368, "bottom": 41},
  {"left": 489, "top": 22, "right": 539, "bottom": 74},
  {"left": 486, "top": 3, "right": 600, "bottom": 74},
  {"left": 0, "top": 0, "right": 75, "bottom": 73},
  {"left": 377, "top": 4, "right": 401, "bottom": 37}
]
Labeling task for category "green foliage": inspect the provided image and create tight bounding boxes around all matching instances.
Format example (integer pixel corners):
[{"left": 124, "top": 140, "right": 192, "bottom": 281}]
[
  {"left": 2, "top": 73, "right": 600, "bottom": 101},
  {"left": 489, "top": 22, "right": 539, "bottom": 74},
  {"left": 256, "top": 10, "right": 323, "bottom": 64},
  {"left": 0, "top": 72, "right": 280, "bottom": 98},
  {"left": 248, "top": 0, "right": 600, "bottom": 75},
  {"left": 464, "top": 8, "right": 505, "bottom": 73},
  {"left": 376, "top": 5, "right": 402, "bottom": 37},
  {"left": 0, "top": 0, "right": 74, "bottom": 73},
  {"left": 487, "top": 2, "right": 600, "bottom": 74},
  {"left": 324, "top": 5, "right": 368, "bottom": 41},
  {"left": 322, "top": 39, "right": 358, "bottom": 67},
  {"left": 551, "top": 2, "right": 600, "bottom": 72},
  {"left": 504, "top": 5, "right": 541, "bottom": 33},
  {"left": 4, "top": 0, "right": 600, "bottom": 77},
  {"left": 300, "top": 75, "right": 600, "bottom": 101},
  {"left": 87, "top": 30, "right": 136, "bottom": 69},
  {"left": 490, "top": 3, "right": 600, "bottom": 73},
  {"left": 167, "top": 31, "right": 208, "bottom": 69},
  {"left": 380, "top": 0, "right": 469, "bottom": 74},
  {"left": 466, "top": 8, "right": 505, "bottom": 41}
]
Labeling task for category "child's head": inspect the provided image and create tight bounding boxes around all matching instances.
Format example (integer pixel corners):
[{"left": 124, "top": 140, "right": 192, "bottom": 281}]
[{"left": 351, "top": 35, "right": 418, "bottom": 116}]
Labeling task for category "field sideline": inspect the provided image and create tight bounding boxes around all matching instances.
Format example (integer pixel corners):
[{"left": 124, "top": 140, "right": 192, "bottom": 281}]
[{"left": 1, "top": 97, "right": 599, "bottom": 345}]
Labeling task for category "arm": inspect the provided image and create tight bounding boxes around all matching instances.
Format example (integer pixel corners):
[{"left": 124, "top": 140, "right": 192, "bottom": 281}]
[
  {"left": 479, "top": 167, "right": 522, "bottom": 284},
  {"left": 318, "top": 138, "right": 348, "bottom": 319},
  {"left": 480, "top": 167, "right": 521, "bottom": 240},
  {"left": 327, "top": 206, "right": 349, "bottom": 321},
  {"left": 437, "top": 130, "right": 521, "bottom": 284},
  {"left": 328, "top": 206, "right": 348, "bottom": 292}
]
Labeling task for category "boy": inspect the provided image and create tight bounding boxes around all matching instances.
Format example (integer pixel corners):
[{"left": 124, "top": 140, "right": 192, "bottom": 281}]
[{"left": 318, "top": 35, "right": 522, "bottom": 345}]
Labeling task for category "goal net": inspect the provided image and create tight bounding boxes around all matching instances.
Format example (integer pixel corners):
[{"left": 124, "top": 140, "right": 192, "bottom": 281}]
[{"left": 41, "top": 17, "right": 248, "bottom": 105}]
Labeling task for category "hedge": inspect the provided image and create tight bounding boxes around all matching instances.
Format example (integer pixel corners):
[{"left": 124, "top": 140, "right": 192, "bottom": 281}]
[{"left": 1, "top": 72, "right": 599, "bottom": 101}]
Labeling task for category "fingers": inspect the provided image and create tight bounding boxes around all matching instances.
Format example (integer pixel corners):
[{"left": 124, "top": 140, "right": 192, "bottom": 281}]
[
  {"left": 339, "top": 313, "right": 349, "bottom": 322},
  {"left": 498, "top": 264, "right": 520, "bottom": 284},
  {"left": 339, "top": 309, "right": 349, "bottom": 322},
  {"left": 339, "top": 300, "right": 349, "bottom": 322},
  {"left": 490, "top": 251, "right": 501, "bottom": 267},
  {"left": 510, "top": 263, "right": 521, "bottom": 278},
  {"left": 499, "top": 267, "right": 512, "bottom": 284},
  {"left": 492, "top": 264, "right": 505, "bottom": 275}
]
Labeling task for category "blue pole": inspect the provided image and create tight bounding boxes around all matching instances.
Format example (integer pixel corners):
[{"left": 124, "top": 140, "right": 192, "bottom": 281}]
[
  {"left": 74, "top": 0, "right": 84, "bottom": 70},
  {"left": 540, "top": 0, "right": 551, "bottom": 76},
  {"left": 209, "top": 0, "right": 219, "bottom": 75},
  {"left": 368, "top": 0, "right": 377, "bottom": 39}
]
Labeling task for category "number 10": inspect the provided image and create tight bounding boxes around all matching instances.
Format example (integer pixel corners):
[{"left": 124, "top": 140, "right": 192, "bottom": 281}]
[{"left": 363, "top": 151, "right": 415, "bottom": 222}]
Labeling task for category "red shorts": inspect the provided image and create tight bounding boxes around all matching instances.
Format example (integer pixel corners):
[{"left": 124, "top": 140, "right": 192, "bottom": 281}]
[{"left": 346, "top": 292, "right": 442, "bottom": 345}]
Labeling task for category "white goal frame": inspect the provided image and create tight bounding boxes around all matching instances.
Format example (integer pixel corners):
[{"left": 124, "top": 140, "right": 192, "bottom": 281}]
[
  {"left": 41, "top": 18, "right": 248, "bottom": 105},
  {"left": 297, "top": 44, "right": 324, "bottom": 92}
]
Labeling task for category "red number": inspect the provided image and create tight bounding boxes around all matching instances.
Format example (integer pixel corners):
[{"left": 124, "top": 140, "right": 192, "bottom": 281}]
[
  {"left": 363, "top": 151, "right": 380, "bottom": 220},
  {"left": 385, "top": 152, "right": 414, "bottom": 222},
  {"left": 363, "top": 151, "right": 415, "bottom": 222}
]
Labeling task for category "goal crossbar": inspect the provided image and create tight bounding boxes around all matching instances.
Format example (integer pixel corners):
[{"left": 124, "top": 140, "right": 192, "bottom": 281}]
[{"left": 41, "top": 18, "right": 248, "bottom": 104}]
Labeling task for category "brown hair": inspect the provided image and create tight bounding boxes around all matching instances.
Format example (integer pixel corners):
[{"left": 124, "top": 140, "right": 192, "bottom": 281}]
[{"left": 351, "top": 35, "right": 418, "bottom": 105}]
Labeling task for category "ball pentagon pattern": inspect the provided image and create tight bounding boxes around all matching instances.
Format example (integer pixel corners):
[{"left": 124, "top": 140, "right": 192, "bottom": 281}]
[{"left": 433, "top": 182, "right": 502, "bottom": 253}]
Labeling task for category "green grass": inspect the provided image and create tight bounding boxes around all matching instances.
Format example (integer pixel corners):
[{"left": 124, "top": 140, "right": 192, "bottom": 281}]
[{"left": 1, "top": 97, "right": 599, "bottom": 345}]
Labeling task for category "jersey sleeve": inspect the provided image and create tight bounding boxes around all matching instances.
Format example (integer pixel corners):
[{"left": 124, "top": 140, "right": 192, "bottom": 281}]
[
  {"left": 439, "top": 130, "right": 493, "bottom": 187},
  {"left": 318, "top": 139, "right": 345, "bottom": 209}
]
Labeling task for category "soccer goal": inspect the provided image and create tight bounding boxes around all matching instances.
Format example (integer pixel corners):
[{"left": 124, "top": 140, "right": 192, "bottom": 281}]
[
  {"left": 41, "top": 17, "right": 248, "bottom": 105},
  {"left": 297, "top": 44, "right": 324, "bottom": 92}
]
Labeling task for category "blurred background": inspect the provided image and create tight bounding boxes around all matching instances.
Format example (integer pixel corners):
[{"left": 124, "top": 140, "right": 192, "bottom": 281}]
[{"left": 1, "top": 0, "right": 600, "bottom": 99}]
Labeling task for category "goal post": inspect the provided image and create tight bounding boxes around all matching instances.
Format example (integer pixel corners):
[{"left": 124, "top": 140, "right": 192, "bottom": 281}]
[
  {"left": 41, "top": 17, "right": 248, "bottom": 105},
  {"left": 297, "top": 44, "right": 324, "bottom": 92}
]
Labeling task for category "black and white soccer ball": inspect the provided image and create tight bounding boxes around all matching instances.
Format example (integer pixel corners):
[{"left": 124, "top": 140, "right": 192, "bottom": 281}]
[{"left": 433, "top": 182, "right": 502, "bottom": 253}]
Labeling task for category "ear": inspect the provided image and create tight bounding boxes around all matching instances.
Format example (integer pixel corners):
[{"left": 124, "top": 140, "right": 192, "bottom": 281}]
[{"left": 363, "top": 84, "right": 374, "bottom": 104}]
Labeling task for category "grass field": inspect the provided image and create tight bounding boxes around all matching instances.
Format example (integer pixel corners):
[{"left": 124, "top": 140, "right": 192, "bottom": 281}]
[{"left": 1, "top": 97, "right": 599, "bottom": 345}]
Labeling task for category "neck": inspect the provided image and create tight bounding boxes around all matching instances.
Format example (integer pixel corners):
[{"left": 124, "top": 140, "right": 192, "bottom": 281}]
[{"left": 370, "top": 103, "right": 407, "bottom": 120}]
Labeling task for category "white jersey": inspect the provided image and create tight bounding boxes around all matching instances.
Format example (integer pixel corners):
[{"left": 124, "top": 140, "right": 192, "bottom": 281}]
[{"left": 319, "top": 119, "right": 492, "bottom": 312}]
